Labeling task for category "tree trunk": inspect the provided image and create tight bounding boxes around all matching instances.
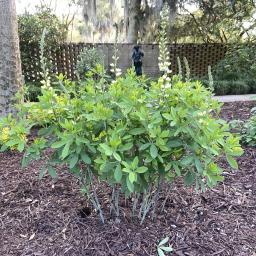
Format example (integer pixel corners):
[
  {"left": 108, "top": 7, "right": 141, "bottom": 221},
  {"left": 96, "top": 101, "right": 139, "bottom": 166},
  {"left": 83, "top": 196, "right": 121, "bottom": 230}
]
[
  {"left": 82, "top": 0, "right": 97, "bottom": 25},
  {"left": 124, "top": 0, "right": 129, "bottom": 39},
  {"left": 167, "top": 0, "right": 177, "bottom": 25},
  {"left": 165, "top": 0, "right": 178, "bottom": 42},
  {"left": 127, "top": 0, "right": 142, "bottom": 43},
  {"left": 0, "top": 0, "right": 23, "bottom": 116}
]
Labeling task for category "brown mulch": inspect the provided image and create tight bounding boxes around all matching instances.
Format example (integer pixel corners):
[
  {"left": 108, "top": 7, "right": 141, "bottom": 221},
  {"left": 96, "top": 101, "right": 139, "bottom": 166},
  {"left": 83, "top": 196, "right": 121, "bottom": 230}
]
[
  {"left": 219, "top": 101, "right": 255, "bottom": 121},
  {"left": 1, "top": 102, "right": 256, "bottom": 256}
]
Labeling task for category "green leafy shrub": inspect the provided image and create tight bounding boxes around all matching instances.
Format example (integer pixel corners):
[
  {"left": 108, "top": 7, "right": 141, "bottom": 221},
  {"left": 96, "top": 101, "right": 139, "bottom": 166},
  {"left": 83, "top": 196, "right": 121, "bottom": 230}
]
[
  {"left": 18, "top": 7, "right": 67, "bottom": 46},
  {"left": 232, "top": 106, "right": 256, "bottom": 146},
  {"left": 24, "top": 82, "right": 42, "bottom": 102},
  {"left": 202, "top": 80, "right": 251, "bottom": 95},
  {"left": 0, "top": 67, "right": 243, "bottom": 223},
  {"left": 211, "top": 44, "right": 256, "bottom": 94},
  {"left": 75, "top": 47, "right": 104, "bottom": 79},
  {"left": 19, "top": 7, "right": 67, "bottom": 84}
]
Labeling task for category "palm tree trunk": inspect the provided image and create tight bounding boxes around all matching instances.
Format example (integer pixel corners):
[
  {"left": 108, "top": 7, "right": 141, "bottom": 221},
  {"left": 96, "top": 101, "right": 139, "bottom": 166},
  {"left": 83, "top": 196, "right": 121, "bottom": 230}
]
[{"left": 0, "top": 0, "right": 23, "bottom": 116}]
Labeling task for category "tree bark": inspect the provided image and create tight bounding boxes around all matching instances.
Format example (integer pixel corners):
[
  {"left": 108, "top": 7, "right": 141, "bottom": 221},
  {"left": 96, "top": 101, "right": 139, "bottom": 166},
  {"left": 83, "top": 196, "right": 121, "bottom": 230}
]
[
  {"left": 124, "top": 0, "right": 129, "bottom": 39},
  {"left": 0, "top": 0, "right": 23, "bottom": 116},
  {"left": 127, "top": 0, "right": 142, "bottom": 43},
  {"left": 164, "top": 0, "right": 178, "bottom": 42}
]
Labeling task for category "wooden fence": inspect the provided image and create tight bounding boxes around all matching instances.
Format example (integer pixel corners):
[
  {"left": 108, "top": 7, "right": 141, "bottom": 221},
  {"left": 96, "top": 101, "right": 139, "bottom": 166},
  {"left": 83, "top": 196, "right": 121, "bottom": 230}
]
[{"left": 20, "top": 43, "right": 227, "bottom": 82}]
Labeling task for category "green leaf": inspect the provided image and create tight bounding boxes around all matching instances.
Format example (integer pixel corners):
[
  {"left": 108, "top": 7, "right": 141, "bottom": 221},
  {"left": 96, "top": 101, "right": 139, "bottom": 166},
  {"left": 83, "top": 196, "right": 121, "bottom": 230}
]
[
  {"left": 150, "top": 144, "right": 158, "bottom": 159},
  {"left": 21, "top": 155, "right": 29, "bottom": 168},
  {"left": 69, "top": 166, "right": 80, "bottom": 177},
  {"left": 161, "top": 246, "right": 173, "bottom": 252},
  {"left": 162, "top": 113, "right": 172, "bottom": 120},
  {"left": 39, "top": 168, "right": 47, "bottom": 180},
  {"left": 159, "top": 237, "right": 169, "bottom": 246},
  {"left": 129, "top": 172, "right": 136, "bottom": 183},
  {"left": 119, "top": 143, "right": 133, "bottom": 152},
  {"left": 122, "top": 161, "right": 130, "bottom": 169},
  {"left": 17, "top": 143, "right": 25, "bottom": 152},
  {"left": 195, "top": 158, "right": 203, "bottom": 174},
  {"left": 81, "top": 152, "right": 92, "bottom": 164},
  {"left": 157, "top": 248, "right": 165, "bottom": 256},
  {"left": 167, "top": 139, "right": 183, "bottom": 148},
  {"left": 173, "top": 163, "right": 181, "bottom": 176},
  {"left": 129, "top": 127, "right": 146, "bottom": 135},
  {"left": 6, "top": 140, "right": 18, "bottom": 147},
  {"left": 161, "top": 130, "right": 170, "bottom": 138},
  {"left": 126, "top": 177, "right": 134, "bottom": 192},
  {"left": 136, "top": 166, "right": 148, "bottom": 173},
  {"left": 48, "top": 166, "right": 58, "bottom": 179},
  {"left": 51, "top": 140, "right": 66, "bottom": 149},
  {"left": 184, "top": 171, "right": 195, "bottom": 186},
  {"left": 114, "top": 164, "right": 122, "bottom": 182},
  {"left": 113, "top": 152, "right": 121, "bottom": 162},
  {"left": 69, "top": 154, "right": 79, "bottom": 169},
  {"left": 61, "top": 142, "right": 71, "bottom": 159},
  {"left": 139, "top": 143, "right": 151, "bottom": 151},
  {"left": 181, "top": 156, "right": 194, "bottom": 166},
  {"left": 158, "top": 155, "right": 164, "bottom": 163},
  {"left": 131, "top": 156, "right": 139, "bottom": 169},
  {"left": 100, "top": 143, "right": 113, "bottom": 156},
  {"left": 226, "top": 155, "right": 238, "bottom": 169},
  {"left": 122, "top": 168, "right": 130, "bottom": 173}
]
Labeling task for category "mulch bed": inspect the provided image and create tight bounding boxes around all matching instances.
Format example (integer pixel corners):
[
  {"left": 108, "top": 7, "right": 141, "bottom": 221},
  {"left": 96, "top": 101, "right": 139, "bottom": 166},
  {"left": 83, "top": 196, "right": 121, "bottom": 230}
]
[{"left": 0, "top": 101, "right": 256, "bottom": 256}]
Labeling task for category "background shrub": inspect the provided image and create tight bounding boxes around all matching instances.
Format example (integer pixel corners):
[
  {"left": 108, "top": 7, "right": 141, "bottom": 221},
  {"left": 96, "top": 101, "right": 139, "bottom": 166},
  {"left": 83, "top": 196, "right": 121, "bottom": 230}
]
[
  {"left": 19, "top": 7, "right": 67, "bottom": 87},
  {"left": 75, "top": 47, "right": 104, "bottom": 79},
  {"left": 24, "top": 82, "right": 42, "bottom": 102},
  {"left": 202, "top": 80, "right": 251, "bottom": 95},
  {"left": 200, "top": 45, "right": 256, "bottom": 95}
]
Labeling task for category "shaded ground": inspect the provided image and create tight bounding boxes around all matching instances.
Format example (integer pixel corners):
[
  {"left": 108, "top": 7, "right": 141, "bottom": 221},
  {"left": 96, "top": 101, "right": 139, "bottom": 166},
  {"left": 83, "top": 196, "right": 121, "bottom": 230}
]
[{"left": 0, "top": 102, "right": 256, "bottom": 256}]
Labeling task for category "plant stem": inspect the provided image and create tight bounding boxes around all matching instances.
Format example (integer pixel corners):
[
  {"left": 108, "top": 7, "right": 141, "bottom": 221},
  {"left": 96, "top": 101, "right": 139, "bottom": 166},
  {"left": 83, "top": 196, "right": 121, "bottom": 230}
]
[
  {"left": 132, "top": 193, "right": 139, "bottom": 217},
  {"left": 87, "top": 167, "right": 105, "bottom": 224},
  {"left": 160, "top": 184, "right": 172, "bottom": 213},
  {"left": 151, "top": 174, "right": 164, "bottom": 220}
]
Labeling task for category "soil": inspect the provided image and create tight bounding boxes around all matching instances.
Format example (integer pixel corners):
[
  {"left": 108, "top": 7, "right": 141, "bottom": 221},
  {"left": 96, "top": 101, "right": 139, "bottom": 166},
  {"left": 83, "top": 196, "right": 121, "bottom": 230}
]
[{"left": 0, "top": 101, "right": 256, "bottom": 256}]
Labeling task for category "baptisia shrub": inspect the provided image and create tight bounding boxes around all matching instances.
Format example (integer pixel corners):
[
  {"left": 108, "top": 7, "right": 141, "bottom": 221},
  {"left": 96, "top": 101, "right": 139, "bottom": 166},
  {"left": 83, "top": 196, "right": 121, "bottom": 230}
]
[{"left": 0, "top": 67, "right": 243, "bottom": 223}]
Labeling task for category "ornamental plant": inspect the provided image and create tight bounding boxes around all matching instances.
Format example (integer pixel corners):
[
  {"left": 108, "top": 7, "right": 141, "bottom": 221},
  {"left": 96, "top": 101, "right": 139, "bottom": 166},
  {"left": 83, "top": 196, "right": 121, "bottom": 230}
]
[{"left": 0, "top": 68, "right": 243, "bottom": 223}]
